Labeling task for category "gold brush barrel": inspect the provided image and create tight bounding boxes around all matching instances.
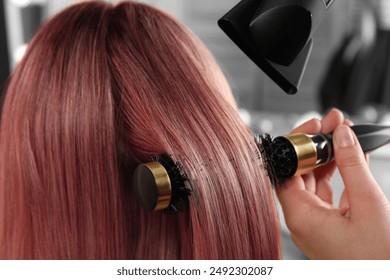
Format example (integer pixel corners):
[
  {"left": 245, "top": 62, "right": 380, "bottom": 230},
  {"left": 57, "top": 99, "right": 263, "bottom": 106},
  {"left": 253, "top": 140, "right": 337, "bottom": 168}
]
[{"left": 284, "top": 133, "right": 317, "bottom": 176}]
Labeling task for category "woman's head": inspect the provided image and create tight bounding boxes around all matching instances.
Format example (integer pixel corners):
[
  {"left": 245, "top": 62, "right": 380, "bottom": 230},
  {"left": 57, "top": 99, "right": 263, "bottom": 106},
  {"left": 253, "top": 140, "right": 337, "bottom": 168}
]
[{"left": 0, "top": 1, "right": 280, "bottom": 259}]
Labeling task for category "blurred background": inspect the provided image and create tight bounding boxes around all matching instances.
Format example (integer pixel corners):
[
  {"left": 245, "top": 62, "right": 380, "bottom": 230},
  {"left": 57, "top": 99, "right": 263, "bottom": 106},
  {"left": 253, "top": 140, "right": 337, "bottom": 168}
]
[{"left": 1, "top": 0, "right": 390, "bottom": 259}]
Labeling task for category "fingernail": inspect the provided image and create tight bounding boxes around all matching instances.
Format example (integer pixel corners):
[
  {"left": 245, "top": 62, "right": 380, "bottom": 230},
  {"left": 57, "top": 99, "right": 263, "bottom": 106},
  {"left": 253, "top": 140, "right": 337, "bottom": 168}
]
[{"left": 335, "top": 125, "right": 355, "bottom": 148}]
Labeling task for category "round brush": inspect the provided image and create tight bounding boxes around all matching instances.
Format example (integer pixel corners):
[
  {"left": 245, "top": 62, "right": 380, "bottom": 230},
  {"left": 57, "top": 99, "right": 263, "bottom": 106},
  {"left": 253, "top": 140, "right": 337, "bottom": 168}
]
[
  {"left": 257, "top": 124, "right": 390, "bottom": 187},
  {"left": 132, "top": 154, "right": 192, "bottom": 214}
]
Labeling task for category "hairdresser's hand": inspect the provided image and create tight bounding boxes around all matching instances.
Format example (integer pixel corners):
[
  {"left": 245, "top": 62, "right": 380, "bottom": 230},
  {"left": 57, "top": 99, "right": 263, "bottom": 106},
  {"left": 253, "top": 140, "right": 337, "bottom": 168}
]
[
  {"left": 285, "top": 109, "right": 348, "bottom": 205},
  {"left": 277, "top": 109, "right": 390, "bottom": 259}
]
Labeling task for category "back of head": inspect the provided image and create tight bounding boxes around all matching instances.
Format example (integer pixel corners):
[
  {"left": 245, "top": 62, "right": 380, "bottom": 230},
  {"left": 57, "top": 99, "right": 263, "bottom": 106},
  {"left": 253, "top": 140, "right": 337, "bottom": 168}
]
[{"left": 0, "top": 0, "right": 280, "bottom": 259}]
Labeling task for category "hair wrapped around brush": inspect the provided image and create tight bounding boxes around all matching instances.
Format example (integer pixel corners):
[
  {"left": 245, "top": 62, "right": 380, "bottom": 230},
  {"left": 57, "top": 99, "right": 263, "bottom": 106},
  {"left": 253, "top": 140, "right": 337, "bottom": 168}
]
[{"left": 0, "top": 0, "right": 280, "bottom": 259}]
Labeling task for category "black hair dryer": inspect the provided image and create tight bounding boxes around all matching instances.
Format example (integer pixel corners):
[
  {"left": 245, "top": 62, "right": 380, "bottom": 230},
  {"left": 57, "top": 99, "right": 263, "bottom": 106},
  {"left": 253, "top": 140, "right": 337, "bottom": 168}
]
[{"left": 218, "top": 0, "right": 335, "bottom": 94}]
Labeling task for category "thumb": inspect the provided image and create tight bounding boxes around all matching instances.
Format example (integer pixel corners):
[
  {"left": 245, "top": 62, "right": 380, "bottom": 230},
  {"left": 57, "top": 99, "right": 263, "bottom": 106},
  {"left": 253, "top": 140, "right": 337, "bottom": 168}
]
[{"left": 333, "top": 125, "right": 379, "bottom": 210}]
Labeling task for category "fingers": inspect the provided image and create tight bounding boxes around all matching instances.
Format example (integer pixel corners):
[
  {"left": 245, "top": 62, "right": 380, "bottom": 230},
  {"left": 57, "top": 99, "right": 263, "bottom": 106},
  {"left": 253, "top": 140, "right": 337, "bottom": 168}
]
[
  {"left": 321, "top": 108, "right": 344, "bottom": 133},
  {"left": 333, "top": 125, "right": 380, "bottom": 211},
  {"left": 278, "top": 110, "right": 353, "bottom": 215},
  {"left": 290, "top": 117, "right": 321, "bottom": 134},
  {"left": 313, "top": 109, "right": 345, "bottom": 203},
  {"left": 278, "top": 110, "right": 343, "bottom": 198},
  {"left": 344, "top": 119, "right": 354, "bottom": 127}
]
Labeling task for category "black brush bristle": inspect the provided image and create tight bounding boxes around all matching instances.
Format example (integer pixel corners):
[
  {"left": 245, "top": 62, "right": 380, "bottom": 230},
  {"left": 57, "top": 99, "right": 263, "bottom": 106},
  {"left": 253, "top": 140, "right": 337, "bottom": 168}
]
[
  {"left": 256, "top": 134, "right": 298, "bottom": 187},
  {"left": 155, "top": 154, "right": 192, "bottom": 215},
  {"left": 256, "top": 134, "right": 279, "bottom": 187}
]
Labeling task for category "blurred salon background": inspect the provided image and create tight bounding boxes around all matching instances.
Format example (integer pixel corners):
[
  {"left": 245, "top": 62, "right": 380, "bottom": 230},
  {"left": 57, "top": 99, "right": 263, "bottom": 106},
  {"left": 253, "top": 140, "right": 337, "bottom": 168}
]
[{"left": 1, "top": 0, "right": 390, "bottom": 259}]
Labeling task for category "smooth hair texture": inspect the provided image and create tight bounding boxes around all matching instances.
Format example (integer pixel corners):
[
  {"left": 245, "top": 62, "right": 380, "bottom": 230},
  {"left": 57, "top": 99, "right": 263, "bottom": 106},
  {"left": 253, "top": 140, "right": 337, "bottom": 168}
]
[{"left": 0, "top": 1, "right": 281, "bottom": 259}]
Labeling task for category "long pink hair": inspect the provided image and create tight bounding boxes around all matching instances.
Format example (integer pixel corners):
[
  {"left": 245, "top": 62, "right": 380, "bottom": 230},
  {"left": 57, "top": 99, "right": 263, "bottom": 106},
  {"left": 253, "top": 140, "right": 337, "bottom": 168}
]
[{"left": 0, "top": 1, "right": 280, "bottom": 259}]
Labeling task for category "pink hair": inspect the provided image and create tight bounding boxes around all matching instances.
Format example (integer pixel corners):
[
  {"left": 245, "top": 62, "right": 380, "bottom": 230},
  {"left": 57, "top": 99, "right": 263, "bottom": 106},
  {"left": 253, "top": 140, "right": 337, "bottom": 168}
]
[{"left": 0, "top": 1, "right": 280, "bottom": 259}]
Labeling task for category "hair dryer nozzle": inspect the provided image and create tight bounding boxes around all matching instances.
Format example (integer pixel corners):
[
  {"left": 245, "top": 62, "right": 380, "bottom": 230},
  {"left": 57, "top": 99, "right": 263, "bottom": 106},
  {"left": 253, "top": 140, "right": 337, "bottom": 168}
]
[{"left": 218, "top": 0, "right": 334, "bottom": 94}]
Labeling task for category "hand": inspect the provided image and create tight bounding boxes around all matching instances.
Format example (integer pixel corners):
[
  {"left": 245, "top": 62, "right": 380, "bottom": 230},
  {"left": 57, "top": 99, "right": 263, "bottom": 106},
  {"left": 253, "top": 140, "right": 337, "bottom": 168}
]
[{"left": 277, "top": 109, "right": 390, "bottom": 259}]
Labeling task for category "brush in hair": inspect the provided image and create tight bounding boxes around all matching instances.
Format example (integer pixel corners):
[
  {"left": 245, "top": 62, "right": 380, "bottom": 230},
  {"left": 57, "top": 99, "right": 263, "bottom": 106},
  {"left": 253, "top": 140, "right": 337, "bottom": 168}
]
[
  {"left": 257, "top": 124, "right": 390, "bottom": 187},
  {"left": 132, "top": 154, "right": 192, "bottom": 214}
]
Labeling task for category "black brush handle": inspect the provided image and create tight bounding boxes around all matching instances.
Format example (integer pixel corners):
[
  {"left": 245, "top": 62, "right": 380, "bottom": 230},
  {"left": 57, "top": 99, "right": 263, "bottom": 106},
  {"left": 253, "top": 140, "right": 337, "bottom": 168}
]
[
  {"left": 350, "top": 125, "right": 390, "bottom": 153},
  {"left": 314, "top": 124, "right": 390, "bottom": 166}
]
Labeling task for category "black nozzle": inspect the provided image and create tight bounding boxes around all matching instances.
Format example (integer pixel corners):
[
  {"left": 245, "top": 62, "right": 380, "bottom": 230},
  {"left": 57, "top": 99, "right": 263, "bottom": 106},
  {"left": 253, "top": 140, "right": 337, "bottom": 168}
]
[
  {"left": 250, "top": 4, "right": 312, "bottom": 66},
  {"left": 218, "top": 0, "right": 334, "bottom": 94}
]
